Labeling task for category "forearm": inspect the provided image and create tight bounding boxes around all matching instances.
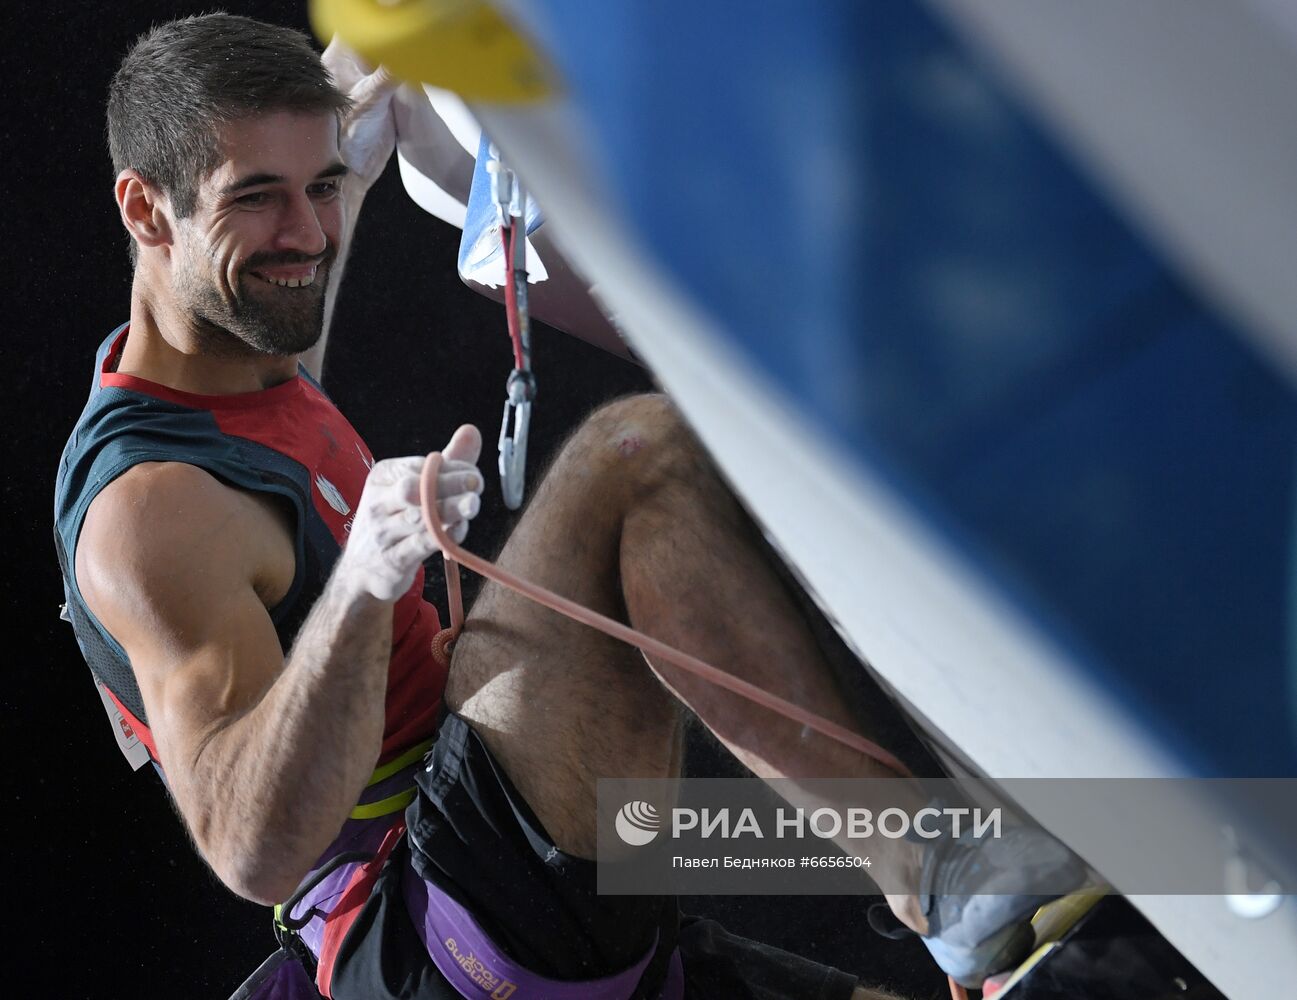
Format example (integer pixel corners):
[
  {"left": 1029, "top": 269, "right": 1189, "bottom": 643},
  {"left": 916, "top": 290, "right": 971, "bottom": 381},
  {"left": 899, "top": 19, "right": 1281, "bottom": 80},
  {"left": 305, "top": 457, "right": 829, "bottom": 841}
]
[
  {"left": 188, "top": 568, "right": 392, "bottom": 903},
  {"left": 168, "top": 448, "right": 477, "bottom": 904},
  {"left": 304, "top": 40, "right": 397, "bottom": 384},
  {"left": 301, "top": 185, "right": 368, "bottom": 381}
]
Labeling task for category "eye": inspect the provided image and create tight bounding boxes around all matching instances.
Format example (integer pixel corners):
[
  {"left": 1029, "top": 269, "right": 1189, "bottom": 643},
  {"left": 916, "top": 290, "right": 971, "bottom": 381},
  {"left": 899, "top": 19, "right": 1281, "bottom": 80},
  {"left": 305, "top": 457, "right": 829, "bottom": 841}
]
[
  {"left": 307, "top": 180, "right": 342, "bottom": 199},
  {"left": 235, "top": 191, "right": 271, "bottom": 207}
]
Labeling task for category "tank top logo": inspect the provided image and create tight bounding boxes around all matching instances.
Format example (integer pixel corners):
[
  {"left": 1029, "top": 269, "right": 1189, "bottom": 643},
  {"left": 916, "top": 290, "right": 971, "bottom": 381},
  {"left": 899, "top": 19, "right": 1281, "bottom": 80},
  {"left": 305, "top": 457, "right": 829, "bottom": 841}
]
[{"left": 315, "top": 473, "right": 352, "bottom": 515}]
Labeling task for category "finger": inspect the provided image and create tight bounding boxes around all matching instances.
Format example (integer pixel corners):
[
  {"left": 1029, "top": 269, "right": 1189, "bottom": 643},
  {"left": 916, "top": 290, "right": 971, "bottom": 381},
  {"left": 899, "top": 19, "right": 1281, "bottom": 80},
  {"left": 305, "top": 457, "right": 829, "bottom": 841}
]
[
  {"left": 397, "top": 472, "right": 424, "bottom": 507},
  {"left": 438, "top": 459, "right": 484, "bottom": 489},
  {"left": 441, "top": 425, "right": 482, "bottom": 466},
  {"left": 321, "top": 36, "right": 363, "bottom": 86},
  {"left": 321, "top": 35, "right": 344, "bottom": 67},
  {"left": 437, "top": 470, "right": 483, "bottom": 497},
  {"left": 436, "top": 492, "right": 479, "bottom": 523},
  {"left": 449, "top": 519, "right": 470, "bottom": 545},
  {"left": 322, "top": 36, "right": 374, "bottom": 72},
  {"left": 348, "top": 65, "right": 397, "bottom": 113},
  {"left": 365, "top": 473, "right": 421, "bottom": 512}
]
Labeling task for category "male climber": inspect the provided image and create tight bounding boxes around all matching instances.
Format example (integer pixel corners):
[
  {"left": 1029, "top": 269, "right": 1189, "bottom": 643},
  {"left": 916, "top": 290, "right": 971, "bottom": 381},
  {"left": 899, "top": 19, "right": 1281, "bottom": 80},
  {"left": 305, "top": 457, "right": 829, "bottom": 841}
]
[{"left": 55, "top": 14, "right": 1079, "bottom": 999}]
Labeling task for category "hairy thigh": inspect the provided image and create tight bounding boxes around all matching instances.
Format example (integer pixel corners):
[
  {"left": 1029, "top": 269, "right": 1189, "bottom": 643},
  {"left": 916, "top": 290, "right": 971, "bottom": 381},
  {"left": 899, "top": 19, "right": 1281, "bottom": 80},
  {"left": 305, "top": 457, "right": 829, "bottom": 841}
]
[{"left": 445, "top": 396, "right": 685, "bottom": 857}]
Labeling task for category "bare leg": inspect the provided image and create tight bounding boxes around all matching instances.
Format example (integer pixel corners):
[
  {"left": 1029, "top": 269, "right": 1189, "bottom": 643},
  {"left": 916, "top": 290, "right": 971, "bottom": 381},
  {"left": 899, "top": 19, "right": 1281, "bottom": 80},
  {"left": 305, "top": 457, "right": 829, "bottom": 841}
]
[{"left": 447, "top": 394, "right": 924, "bottom": 898}]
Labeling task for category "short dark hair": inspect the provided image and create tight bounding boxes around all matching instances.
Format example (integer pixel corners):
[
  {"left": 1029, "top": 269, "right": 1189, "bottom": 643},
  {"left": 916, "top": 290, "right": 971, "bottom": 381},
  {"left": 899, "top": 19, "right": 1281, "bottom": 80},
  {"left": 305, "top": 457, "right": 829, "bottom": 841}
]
[{"left": 107, "top": 13, "right": 350, "bottom": 221}]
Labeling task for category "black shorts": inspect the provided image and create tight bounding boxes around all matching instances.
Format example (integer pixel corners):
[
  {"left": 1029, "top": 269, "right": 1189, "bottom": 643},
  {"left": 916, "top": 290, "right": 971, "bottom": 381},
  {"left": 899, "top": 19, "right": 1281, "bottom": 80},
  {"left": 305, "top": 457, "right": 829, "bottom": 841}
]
[{"left": 330, "top": 709, "right": 861, "bottom": 999}]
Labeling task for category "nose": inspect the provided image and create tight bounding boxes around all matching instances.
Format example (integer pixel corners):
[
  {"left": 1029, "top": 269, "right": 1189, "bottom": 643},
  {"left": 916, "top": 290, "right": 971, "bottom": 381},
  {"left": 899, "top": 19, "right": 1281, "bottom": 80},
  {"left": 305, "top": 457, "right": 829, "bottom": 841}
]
[{"left": 273, "top": 192, "right": 328, "bottom": 258}]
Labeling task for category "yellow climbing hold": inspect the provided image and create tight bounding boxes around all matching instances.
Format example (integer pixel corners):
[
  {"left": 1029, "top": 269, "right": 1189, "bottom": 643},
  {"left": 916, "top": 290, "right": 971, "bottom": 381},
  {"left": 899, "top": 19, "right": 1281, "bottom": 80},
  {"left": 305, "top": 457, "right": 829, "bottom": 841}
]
[{"left": 311, "top": 0, "right": 556, "bottom": 102}]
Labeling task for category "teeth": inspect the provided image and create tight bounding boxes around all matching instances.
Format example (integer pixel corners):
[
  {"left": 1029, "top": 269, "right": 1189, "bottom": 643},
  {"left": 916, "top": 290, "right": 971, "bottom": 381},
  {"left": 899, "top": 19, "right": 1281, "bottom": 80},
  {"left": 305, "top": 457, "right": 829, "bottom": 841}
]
[{"left": 258, "top": 269, "right": 315, "bottom": 288}]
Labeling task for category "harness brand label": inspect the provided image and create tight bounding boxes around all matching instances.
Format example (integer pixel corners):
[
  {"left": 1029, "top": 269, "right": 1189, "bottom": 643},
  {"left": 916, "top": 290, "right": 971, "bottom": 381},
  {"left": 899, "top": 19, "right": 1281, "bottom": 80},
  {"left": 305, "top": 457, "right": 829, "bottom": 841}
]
[{"left": 443, "top": 937, "right": 517, "bottom": 998}]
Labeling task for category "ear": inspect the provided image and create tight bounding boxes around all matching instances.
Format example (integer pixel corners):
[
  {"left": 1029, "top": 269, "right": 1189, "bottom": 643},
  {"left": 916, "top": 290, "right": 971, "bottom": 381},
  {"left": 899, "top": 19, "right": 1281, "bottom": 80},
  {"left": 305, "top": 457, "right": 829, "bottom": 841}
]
[{"left": 115, "top": 170, "right": 173, "bottom": 253}]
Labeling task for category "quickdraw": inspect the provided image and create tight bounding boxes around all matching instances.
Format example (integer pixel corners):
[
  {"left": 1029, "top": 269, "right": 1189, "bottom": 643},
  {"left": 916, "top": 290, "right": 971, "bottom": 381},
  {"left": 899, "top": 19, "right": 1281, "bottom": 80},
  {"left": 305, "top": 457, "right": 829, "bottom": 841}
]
[{"left": 488, "top": 149, "right": 536, "bottom": 512}]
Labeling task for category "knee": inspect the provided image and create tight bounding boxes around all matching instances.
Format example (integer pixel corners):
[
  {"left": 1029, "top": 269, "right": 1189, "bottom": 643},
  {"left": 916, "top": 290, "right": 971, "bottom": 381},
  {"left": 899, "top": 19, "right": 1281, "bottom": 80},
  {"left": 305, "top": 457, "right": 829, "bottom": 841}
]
[
  {"left": 586, "top": 392, "right": 678, "bottom": 443},
  {"left": 576, "top": 393, "right": 706, "bottom": 484}
]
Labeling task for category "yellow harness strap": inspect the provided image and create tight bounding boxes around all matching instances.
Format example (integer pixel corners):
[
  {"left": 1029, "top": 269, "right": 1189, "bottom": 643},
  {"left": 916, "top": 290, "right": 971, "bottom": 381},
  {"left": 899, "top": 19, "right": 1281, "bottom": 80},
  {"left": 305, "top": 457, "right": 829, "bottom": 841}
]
[{"left": 348, "top": 737, "right": 434, "bottom": 820}]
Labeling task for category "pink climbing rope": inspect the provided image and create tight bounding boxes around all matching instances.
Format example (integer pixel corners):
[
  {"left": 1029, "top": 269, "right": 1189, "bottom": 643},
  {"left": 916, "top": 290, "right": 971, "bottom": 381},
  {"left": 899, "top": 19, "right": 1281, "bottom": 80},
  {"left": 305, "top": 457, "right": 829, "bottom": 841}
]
[{"left": 419, "top": 452, "right": 912, "bottom": 777}]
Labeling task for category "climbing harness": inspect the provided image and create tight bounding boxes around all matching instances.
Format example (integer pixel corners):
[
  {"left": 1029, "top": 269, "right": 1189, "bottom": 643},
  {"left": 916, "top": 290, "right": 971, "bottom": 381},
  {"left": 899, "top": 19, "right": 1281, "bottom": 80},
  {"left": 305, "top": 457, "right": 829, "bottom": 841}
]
[
  {"left": 277, "top": 851, "right": 376, "bottom": 934},
  {"left": 489, "top": 149, "right": 536, "bottom": 512}
]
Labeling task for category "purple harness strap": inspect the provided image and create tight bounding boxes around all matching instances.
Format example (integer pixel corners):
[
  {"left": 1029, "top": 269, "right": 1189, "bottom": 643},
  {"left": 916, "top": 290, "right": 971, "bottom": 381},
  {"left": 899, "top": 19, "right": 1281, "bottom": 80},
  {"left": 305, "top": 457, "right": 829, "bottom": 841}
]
[
  {"left": 290, "top": 819, "right": 395, "bottom": 958},
  {"left": 402, "top": 863, "right": 684, "bottom": 1000}
]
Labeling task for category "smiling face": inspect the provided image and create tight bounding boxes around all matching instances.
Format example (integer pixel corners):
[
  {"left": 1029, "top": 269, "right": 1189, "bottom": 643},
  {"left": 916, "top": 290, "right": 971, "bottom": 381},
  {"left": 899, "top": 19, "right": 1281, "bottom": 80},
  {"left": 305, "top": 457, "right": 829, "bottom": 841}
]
[{"left": 170, "top": 110, "right": 348, "bottom": 358}]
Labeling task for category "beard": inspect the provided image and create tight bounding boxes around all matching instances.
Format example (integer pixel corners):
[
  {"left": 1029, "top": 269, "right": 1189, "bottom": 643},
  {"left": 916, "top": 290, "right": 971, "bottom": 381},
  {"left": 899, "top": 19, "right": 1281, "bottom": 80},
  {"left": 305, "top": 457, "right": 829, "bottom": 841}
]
[{"left": 176, "top": 247, "right": 335, "bottom": 359}]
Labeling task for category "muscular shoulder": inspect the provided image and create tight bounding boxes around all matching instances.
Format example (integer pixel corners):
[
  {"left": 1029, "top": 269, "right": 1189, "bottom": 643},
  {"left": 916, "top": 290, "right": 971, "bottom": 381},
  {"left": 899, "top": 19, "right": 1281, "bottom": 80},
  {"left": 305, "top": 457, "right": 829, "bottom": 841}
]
[{"left": 77, "top": 462, "right": 293, "bottom": 643}]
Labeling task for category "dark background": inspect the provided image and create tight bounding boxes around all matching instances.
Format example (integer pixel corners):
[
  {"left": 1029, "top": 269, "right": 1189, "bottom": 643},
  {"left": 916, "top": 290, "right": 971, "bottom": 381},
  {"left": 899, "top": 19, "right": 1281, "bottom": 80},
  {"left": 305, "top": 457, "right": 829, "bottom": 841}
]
[{"left": 9, "top": 2, "right": 944, "bottom": 996}]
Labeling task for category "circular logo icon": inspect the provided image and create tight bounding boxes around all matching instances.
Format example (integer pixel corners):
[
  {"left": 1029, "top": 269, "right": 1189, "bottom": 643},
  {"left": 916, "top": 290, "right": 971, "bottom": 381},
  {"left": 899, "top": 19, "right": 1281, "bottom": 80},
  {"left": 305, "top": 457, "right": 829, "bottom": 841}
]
[{"left": 615, "top": 800, "right": 661, "bottom": 846}]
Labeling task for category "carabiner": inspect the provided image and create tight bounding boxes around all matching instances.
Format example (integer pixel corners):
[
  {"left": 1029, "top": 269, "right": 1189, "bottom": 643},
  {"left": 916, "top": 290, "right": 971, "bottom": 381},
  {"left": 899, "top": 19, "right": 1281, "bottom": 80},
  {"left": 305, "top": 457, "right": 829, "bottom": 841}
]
[{"left": 499, "top": 369, "right": 535, "bottom": 510}]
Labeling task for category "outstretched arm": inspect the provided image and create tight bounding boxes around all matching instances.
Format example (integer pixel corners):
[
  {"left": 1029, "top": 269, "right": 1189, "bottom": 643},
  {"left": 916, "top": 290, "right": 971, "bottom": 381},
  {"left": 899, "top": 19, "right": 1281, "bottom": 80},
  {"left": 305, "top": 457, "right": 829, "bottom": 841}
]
[
  {"left": 302, "top": 40, "right": 399, "bottom": 381},
  {"left": 76, "top": 427, "right": 483, "bottom": 903}
]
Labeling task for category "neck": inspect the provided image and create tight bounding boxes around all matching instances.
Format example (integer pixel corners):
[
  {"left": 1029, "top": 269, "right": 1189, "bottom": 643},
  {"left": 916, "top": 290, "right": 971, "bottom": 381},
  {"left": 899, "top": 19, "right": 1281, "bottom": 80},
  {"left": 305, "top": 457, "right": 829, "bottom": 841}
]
[{"left": 119, "top": 272, "right": 300, "bottom": 395}]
